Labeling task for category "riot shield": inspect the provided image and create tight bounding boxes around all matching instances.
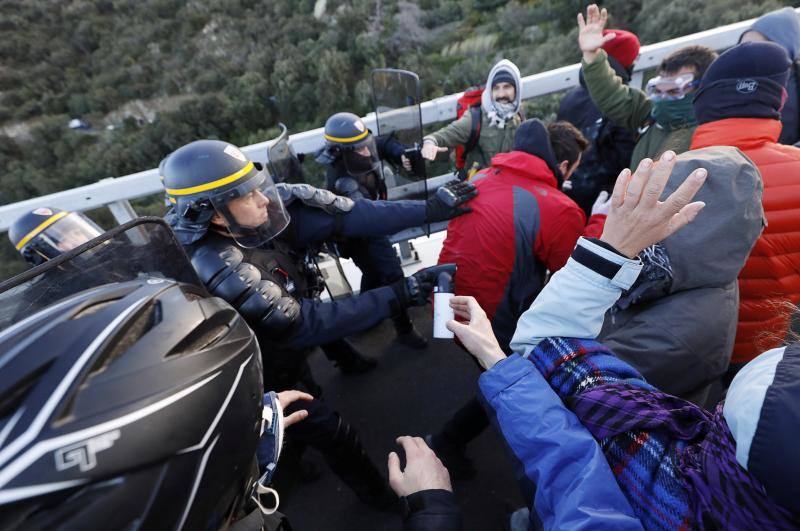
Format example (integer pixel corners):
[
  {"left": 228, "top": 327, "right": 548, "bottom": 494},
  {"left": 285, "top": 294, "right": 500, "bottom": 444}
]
[
  {"left": 371, "top": 69, "right": 428, "bottom": 188},
  {"left": 0, "top": 217, "right": 205, "bottom": 332},
  {"left": 266, "top": 123, "right": 305, "bottom": 184}
]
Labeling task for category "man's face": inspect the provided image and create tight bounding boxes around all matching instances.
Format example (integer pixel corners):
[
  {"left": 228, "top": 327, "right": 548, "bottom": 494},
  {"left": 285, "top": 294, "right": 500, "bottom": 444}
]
[
  {"left": 55, "top": 228, "right": 93, "bottom": 252},
  {"left": 651, "top": 66, "right": 698, "bottom": 99},
  {"left": 492, "top": 82, "right": 516, "bottom": 104},
  {"left": 224, "top": 189, "right": 270, "bottom": 228}
]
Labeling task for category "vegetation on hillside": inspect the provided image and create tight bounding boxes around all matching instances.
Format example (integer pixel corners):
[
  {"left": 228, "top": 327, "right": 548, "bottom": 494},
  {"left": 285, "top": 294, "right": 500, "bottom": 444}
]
[{"left": 0, "top": 0, "right": 791, "bottom": 277}]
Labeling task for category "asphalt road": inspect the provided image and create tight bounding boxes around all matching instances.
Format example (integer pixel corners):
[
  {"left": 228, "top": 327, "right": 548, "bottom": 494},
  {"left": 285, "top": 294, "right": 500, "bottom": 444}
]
[{"left": 280, "top": 306, "right": 525, "bottom": 531}]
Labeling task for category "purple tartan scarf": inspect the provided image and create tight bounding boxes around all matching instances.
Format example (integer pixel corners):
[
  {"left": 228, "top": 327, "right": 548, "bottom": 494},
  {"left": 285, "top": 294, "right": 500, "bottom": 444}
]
[{"left": 569, "top": 383, "right": 800, "bottom": 530}]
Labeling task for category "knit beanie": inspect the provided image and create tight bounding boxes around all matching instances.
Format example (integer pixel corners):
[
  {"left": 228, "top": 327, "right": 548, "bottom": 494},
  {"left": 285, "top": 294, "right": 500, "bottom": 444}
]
[
  {"left": 724, "top": 342, "right": 800, "bottom": 512},
  {"left": 602, "top": 29, "right": 641, "bottom": 69},
  {"left": 513, "top": 119, "right": 563, "bottom": 183},
  {"left": 693, "top": 41, "right": 791, "bottom": 124},
  {"left": 491, "top": 69, "right": 517, "bottom": 89}
]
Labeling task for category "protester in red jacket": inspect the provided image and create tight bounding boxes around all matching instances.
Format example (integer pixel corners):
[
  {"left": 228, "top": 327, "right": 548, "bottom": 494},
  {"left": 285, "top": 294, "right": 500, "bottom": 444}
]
[
  {"left": 438, "top": 119, "right": 603, "bottom": 349},
  {"left": 428, "top": 119, "right": 606, "bottom": 479},
  {"left": 690, "top": 41, "right": 800, "bottom": 376}
]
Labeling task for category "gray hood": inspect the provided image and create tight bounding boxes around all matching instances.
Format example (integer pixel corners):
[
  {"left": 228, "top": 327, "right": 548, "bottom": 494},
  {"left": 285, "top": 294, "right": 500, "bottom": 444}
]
[
  {"left": 600, "top": 147, "right": 765, "bottom": 398},
  {"left": 745, "top": 7, "right": 800, "bottom": 61},
  {"left": 617, "top": 146, "right": 764, "bottom": 308}
]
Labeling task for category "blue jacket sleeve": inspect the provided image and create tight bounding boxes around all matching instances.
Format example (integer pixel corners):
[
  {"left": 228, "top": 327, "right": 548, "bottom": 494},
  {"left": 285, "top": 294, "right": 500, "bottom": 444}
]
[
  {"left": 479, "top": 354, "right": 643, "bottom": 531},
  {"left": 285, "top": 285, "right": 399, "bottom": 350},
  {"left": 377, "top": 133, "right": 407, "bottom": 163},
  {"left": 287, "top": 200, "right": 426, "bottom": 247}
]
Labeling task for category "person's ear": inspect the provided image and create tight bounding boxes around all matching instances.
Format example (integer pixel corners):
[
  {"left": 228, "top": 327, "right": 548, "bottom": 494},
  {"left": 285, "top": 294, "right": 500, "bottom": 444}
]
[
  {"left": 558, "top": 160, "right": 570, "bottom": 176},
  {"left": 210, "top": 212, "right": 227, "bottom": 227}
]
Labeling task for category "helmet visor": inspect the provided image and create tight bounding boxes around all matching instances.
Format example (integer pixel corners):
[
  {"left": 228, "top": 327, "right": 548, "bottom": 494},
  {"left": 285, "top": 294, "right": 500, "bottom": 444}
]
[
  {"left": 36, "top": 212, "right": 104, "bottom": 258},
  {"left": 209, "top": 169, "right": 290, "bottom": 248},
  {"left": 645, "top": 74, "right": 699, "bottom": 101},
  {"left": 341, "top": 136, "right": 380, "bottom": 177}
]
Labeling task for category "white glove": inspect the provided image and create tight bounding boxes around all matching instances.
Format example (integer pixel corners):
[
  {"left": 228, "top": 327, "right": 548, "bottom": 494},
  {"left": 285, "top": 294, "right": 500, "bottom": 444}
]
[{"left": 591, "top": 190, "right": 612, "bottom": 216}]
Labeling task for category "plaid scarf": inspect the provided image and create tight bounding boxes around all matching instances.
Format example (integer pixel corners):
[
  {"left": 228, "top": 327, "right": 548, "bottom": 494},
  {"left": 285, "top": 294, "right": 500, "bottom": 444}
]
[{"left": 569, "top": 380, "right": 800, "bottom": 530}]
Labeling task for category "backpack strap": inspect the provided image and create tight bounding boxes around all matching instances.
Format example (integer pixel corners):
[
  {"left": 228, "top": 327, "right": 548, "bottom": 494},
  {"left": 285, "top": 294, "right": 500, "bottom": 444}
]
[{"left": 464, "top": 105, "right": 482, "bottom": 156}]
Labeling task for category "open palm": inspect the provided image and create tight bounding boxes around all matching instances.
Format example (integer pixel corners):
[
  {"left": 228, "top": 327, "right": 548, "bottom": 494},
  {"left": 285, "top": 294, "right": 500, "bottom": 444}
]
[{"left": 578, "top": 4, "right": 615, "bottom": 53}]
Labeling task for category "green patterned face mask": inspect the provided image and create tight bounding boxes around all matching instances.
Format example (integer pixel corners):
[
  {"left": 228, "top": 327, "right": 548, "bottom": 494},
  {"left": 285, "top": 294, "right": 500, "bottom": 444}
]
[{"left": 650, "top": 96, "right": 698, "bottom": 131}]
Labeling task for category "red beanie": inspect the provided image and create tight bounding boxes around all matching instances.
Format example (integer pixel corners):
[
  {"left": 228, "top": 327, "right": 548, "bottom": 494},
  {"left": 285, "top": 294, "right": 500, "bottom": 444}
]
[{"left": 602, "top": 29, "right": 640, "bottom": 69}]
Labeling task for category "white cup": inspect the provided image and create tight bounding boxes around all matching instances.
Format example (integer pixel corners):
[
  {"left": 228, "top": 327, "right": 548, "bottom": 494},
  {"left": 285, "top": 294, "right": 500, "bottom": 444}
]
[{"left": 433, "top": 292, "right": 455, "bottom": 339}]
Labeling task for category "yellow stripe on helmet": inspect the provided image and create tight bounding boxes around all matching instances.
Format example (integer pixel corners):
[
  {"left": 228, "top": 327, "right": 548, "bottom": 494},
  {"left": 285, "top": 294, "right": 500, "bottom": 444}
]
[
  {"left": 323, "top": 129, "right": 369, "bottom": 144},
  {"left": 15, "top": 210, "right": 69, "bottom": 250},
  {"left": 164, "top": 161, "right": 255, "bottom": 196}
]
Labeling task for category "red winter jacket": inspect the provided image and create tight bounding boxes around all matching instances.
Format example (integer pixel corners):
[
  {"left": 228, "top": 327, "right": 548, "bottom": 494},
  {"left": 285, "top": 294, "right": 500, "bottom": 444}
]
[
  {"left": 691, "top": 118, "right": 800, "bottom": 364},
  {"left": 438, "top": 151, "right": 605, "bottom": 348}
]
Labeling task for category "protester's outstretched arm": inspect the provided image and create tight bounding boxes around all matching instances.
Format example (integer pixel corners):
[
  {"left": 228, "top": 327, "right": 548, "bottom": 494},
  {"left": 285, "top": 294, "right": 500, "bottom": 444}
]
[
  {"left": 578, "top": 4, "right": 652, "bottom": 130},
  {"left": 422, "top": 112, "right": 473, "bottom": 158}
]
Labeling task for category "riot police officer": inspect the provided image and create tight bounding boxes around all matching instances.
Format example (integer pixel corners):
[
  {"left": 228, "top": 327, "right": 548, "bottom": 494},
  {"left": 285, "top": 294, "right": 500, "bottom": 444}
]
[
  {"left": 8, "top": 207, "right": 103, "bottom": 265},
  {"left": 317, "top": 112, "right": 428, "bottom": 351},
  {"left": 161, "top": 139, "right": 475, "bottom": 510}
]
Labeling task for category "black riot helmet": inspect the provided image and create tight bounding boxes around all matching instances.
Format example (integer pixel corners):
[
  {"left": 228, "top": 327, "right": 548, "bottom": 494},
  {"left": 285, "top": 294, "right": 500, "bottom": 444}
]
[
  {"left": 0, "top": 278, "right": 265, "bottom": 530},
  {"left": 161, "top": 140, "right": 290, "bottom": 248},
  {"left": 316, "top": 112, "right": 381, "bottom": 176},
  {"left": 8, "top": 207, "right": 103, "bottom": 266}
]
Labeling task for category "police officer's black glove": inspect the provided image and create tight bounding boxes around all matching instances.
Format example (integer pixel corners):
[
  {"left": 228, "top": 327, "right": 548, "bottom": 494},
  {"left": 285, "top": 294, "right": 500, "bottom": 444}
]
[
  {"left": 424, "top": 181, "right": 478, "bottom": 223},
  {"left": 390, "top": 264, "right": 457, "bottom": 308}
]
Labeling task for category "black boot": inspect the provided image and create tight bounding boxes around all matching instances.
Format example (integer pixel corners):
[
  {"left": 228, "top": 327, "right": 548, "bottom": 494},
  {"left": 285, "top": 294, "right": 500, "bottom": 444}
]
[
  {"left": 322, "top": 416, "right": 398, "bottom": 512},
  {"left": 393, "top": 310, "right": 428, "bottom": 350},
  {"left": 321, "top": 338, "right": 377, "bottom": 374}
]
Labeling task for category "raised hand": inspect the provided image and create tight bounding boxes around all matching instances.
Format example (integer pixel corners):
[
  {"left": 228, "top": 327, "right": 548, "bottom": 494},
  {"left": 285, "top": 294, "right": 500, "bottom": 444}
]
[
  {"left": 578, "top": 4, "right": 616, "bottom": 61},
  {"left": 421, "top": 139, "right": 449, "bottom": 161},
  {"left": 600, "top": 150, "right": 707, "bottom": 258},
  {"left": 446, "top": 295, "right": 506, "bottom": 370}
]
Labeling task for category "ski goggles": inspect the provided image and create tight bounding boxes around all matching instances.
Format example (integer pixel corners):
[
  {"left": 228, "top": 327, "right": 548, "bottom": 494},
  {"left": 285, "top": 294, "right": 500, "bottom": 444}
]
[{"left": 645, "top": 74, "right": 700, "bottom": 101}]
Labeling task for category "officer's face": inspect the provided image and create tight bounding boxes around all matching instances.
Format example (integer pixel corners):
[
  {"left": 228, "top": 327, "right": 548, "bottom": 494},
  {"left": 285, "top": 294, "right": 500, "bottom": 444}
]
[
  {"left": 225, "top": 189, "right": 271, "bottom": 228},
  {"left": 492, "top": 82, "right": 516, "bottom": 104}
]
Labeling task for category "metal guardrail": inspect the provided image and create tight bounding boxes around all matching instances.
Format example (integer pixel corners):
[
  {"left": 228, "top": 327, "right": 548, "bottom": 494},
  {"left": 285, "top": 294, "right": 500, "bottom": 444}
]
[{"left": 0, "top": 9, "right": 790, "bottom": 232}]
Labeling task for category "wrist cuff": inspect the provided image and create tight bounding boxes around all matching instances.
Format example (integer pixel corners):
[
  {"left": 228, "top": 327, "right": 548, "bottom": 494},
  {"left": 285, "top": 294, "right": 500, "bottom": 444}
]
[{"left": 572, "top": 237, "right": 641, "bottom": 290}]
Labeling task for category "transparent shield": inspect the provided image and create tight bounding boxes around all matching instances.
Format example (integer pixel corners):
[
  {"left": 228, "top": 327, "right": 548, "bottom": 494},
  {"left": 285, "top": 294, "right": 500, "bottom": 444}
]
[
  {"left": 266, "top": 123, "right": 305, "bottom": 184},
  {"left": 371, "top": 69, "right": 428, "bottom": 186},
  {"left": 0, "top": 218, "right": 205, "bottom": 333},
  {"left": 210, "top": 170, "right": 291, "bottom": 248}
]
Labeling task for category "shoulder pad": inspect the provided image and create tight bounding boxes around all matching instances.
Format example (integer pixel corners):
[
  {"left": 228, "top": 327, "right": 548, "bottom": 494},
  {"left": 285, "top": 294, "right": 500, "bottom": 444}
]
[
  {"left": 282, "top": 183, "right": 355, "bottom": 214},
  {"left": 191, "top": 240, "right": 300, "bottom": 333}
]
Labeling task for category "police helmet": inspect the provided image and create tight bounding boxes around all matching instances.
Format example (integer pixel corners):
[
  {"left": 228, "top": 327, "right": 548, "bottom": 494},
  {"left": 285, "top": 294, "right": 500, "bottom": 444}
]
[
  {"left": 0, "top": 278, "right": 265, "bottom": 530},
  {"left": 8, "top": 208, "right": 103, "bottom": 266},
  {"left": 161, "top": 140, "right": 290, "bottom": 248},
  {"left": 317, "top": 112, "right": 380, "bottom": 176}
]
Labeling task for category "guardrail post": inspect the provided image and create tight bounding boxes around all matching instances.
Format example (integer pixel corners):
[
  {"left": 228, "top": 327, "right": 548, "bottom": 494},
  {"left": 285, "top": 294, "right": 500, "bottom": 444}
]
[{"left": 107, "top": 199, "right": 138, "bottom": 224}]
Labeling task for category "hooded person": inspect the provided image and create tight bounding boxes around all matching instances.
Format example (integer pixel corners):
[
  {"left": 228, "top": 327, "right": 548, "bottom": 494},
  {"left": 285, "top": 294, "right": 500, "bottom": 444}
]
[
  {"left": 558, "top": 29, "right": 639, "bottom": 216},
  {"left": 741, "top": 7, "right": 800, "bottom": 145},
  {"left": 421, "top": 59, "right": 523, "bottom": 174},
  {"left": 598, "top": 147, "right": 765, "bottom": 404},
  {"left": 689, "top": 41, "right": 800, "bottom": 379}
]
